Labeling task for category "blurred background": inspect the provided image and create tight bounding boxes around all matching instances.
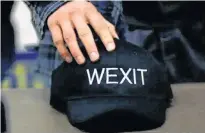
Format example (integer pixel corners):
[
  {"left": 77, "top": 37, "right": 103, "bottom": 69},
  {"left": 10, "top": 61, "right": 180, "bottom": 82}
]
[{"left": 1, "top": 1, "right": 46, "bottom": 90}]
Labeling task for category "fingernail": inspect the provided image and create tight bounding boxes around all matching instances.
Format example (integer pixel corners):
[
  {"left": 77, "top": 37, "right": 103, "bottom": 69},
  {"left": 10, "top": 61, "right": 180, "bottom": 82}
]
[
  {"left": 76, "top": 56, "right": 85, "bottom": 64},
  {"left": 65, "top": 57, "right": 72, "bottom": 63},
  {"left": 90, "top": 52, "right": 99, "bottom": 62},
  {"left": 106, "top": 42, "right": 115, "bottom": 51},
  {"left": 115, "top": 33, "right": 119, "bottom": 39}
]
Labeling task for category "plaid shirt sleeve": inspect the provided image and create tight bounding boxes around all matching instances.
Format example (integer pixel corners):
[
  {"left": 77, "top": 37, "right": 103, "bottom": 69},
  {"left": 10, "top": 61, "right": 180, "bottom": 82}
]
[{"left": 24, "top": 1, "right": 69, "bottom": 39}]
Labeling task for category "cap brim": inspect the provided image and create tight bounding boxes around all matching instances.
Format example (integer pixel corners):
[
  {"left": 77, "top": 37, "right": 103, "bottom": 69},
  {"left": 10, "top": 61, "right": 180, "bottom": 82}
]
[{"left": 66, "top": 97, "right": 168, "bottom": 132}]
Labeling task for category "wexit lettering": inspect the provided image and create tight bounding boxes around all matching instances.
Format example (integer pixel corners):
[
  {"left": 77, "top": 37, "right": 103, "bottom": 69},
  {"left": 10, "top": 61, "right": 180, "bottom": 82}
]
[{"left": 86, "top": 68, "right": 147, "bottom": 85}]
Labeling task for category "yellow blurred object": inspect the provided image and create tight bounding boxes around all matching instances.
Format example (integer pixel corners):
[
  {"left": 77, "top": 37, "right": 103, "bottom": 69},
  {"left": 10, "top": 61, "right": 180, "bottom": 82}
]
[
  {"left": 33, "top": 81, "right": 44, "bottom": 89},
  {"left": 14, "top": 63, "right": 27, "bottom": 89},
  {"left": 1, "top": 61, "right": 45, "bottom": 89},
  {"left": 2, "top": 79, "right": 10, "bottom": 90}
]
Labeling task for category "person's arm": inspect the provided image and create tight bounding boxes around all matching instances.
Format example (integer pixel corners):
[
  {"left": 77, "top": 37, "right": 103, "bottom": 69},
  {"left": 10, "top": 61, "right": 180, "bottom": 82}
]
[
  {"left": 25, "top": 1, "right": 118, "bottom": 65},
  {"left": 24, "top": 1, "right": 68, "bottom": 39}
]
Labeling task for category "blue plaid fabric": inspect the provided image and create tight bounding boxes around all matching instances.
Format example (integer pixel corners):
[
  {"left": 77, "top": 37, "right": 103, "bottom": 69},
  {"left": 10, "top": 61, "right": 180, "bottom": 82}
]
[
  {"left": 24, "top": 1, "right": 68, "bottom": 39},
  {"left": 25, "top": 1, "right": 122, "bottom": 39}
]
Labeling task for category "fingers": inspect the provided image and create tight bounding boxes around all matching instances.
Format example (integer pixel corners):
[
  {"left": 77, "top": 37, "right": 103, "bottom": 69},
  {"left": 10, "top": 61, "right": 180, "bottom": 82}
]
[
  {"left": 105, "top": 20, "right": 119, "bottom": 39},
  {"left": 47, "top": 2, "right": 120, "bottom": 65},
  {"left": 86, "top": 11, "right": 116, "bottom": 52},
  {"left": 60, "top": 19, "right": 85, "bottom": 64},
  {"left": 48, "top": 23, "right": 73, "bottom": 63},
  {"left": 71, "top": 13, "right": 100, "bottom": 62}
]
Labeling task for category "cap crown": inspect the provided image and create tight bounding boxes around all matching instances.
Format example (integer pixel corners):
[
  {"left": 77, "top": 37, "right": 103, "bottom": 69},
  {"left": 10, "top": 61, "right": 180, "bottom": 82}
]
[{"left": 51, "top": 39, "right": 171, "bottom": 100}]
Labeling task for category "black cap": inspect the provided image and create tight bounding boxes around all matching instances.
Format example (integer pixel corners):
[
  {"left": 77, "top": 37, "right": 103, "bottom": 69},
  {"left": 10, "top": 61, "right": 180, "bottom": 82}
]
[{"left": 50, "top": 39, "right": 173, "bottom": 132}]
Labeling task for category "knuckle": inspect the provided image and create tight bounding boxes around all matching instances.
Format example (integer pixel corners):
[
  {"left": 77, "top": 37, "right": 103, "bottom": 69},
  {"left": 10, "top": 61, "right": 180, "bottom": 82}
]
[
  {"left": 69, "top": 11, "right": 80, "bottom": 18},
  {"left": 47, "top": 21, "right": 53, "bottom": 28},
  {"left": 64, "top": 34, "right": 75, "bottom": 43},
  {"left": 68, "top": 45, "right": 80, "bottom": 57},
  {"left": 70, "top": 50, "right": 79, "bottom": 57},
  {"left": 102, "top": 34, "right": 112, "bottom": 41},
  {"left": 85, "top": 4, "right": 98, "bottom": 14},
  {"left": 60, "top": 51, "right": 68, "bottom": 58},
  {"left": 98, "top": 27, "right": 108, "bottom": 35},
  {"left": 90, "top": 11, "right": 101, "bottom": 21},
  {"left": 58, "top": 48, "right": 68, "bottom": 57},
  {"left": 78, "top": 31, "right": 90, "bottom": 38},
  {"left": 109, "top": 25, "right": 115, "bottom": 30},
  {"left": 48, "top": 20, "right": 59, "bottom": 29},
  {"left": 64, "top": 37, "right": 71, "bottom": 43},
  {"left": 47, "top": 16, "right": 53, "bottom": 26},
  {"left": 86, "top": 2, "right": 94, "bottom": 8},
  {"left": 54, "top": 40, "right": 63, "bottom": 46},
  {"left": 47, "top": 16, "right": 57, "bottom": 27}
]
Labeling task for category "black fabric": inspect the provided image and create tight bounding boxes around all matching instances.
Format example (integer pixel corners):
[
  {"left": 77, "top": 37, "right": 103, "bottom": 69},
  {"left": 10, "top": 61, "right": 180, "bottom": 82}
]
[
  {"left": 122, "top": 2, "right": 203, "bottom": 24},
  {"left": 50, "top": 39, "right": 173, "bottom": 133},
  {"left": 1, "top": 1, "right": 15, "bottom": 80},
  {"left": 1, "top": 1, "right": 15, "bottom": 59},
  {"left": 122, "top": 1, "right": 205, "bottom": 83},
  {"left": 1, "top": 2, "right": 14, "bottom": 133},
  {"left": 1, "top": 102, "right": 7, "bottom": 133}
]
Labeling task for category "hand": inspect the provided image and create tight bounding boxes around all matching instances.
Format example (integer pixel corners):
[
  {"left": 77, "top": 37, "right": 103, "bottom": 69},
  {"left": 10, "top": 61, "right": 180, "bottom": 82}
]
[{"left": 47, "top": 1, "right": 119, "bottom": 64}]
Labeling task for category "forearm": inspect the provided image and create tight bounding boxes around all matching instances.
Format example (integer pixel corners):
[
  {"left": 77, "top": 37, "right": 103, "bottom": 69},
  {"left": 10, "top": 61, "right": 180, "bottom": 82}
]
[{"left": 24, "top": 1, "right": 68, "bottom": 39}]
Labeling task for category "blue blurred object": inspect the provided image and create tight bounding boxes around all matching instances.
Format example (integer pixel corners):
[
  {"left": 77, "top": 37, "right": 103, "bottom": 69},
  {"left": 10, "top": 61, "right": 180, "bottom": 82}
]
[
  {"left": 1, "top": 51, "right": 48, "bottom": 90},
  {"left": 24, "top": 44, "right": 39, "bottom": 52}
]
